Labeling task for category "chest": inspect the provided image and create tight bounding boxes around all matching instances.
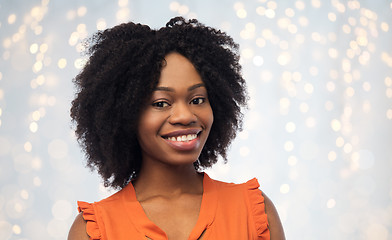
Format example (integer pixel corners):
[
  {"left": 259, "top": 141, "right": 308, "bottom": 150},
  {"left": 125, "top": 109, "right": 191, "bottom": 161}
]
[{"left": 140, "top": 195, "right": 203, "bottom": 240}]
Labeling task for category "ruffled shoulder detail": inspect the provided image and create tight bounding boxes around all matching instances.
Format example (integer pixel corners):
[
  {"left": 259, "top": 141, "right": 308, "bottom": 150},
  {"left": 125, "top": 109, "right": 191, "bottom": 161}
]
[
  {"left": 245, "top": 178, "right": 270, "bottom": 239},
  {"left": 77, "top": 201, "right": 101, "bottom": 240}
]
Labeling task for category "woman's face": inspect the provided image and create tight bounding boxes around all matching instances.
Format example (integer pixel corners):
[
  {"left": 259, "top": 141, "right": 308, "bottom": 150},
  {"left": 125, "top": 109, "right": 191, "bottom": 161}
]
[{"left": 137, "top": 52, "right": 214, "bottom": 167}]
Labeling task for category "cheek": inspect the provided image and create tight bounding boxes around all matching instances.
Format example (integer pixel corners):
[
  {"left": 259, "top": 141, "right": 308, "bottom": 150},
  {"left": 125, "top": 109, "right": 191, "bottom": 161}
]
[
  {"left": 137, "top": 111, "right": 155, "bottom": 142},
  {"left": 203, "top": 106, "right": 214, "bottom": 130},
  {"left": 137, "top": 110, "right": 167, "bottom": 139},
  {"left": 137, "top": 116, "right": 159, "bottom": 156}
]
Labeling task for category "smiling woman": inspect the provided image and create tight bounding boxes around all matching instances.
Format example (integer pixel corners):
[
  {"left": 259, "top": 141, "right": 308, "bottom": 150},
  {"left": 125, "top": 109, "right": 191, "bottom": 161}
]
[
  {"left": 68, "top": 17, "right": 285, "bottom": 240},
  {"left": 137, "top": 53, "right": 213, "bottom": 167}
]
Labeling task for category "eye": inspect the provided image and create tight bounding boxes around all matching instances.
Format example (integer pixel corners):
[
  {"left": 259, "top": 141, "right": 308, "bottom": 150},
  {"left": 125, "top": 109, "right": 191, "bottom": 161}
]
[
  {"left": 191, "top": 97, "right": 205, "bottom": 105},
  {"left": 152, "top": 101, "right": 170, "bottom": 108}
]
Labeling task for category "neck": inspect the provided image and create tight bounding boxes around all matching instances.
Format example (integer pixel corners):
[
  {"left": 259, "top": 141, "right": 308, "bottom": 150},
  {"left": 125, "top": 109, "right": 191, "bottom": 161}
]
[{"left": 133, "top": 159, "right": 203, "bottom": 200}]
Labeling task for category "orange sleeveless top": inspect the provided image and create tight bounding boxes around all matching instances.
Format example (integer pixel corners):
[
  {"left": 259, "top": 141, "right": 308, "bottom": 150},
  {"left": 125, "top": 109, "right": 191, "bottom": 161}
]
[{"left": 77, "top": 173, "right": 270, "bottom": 239}]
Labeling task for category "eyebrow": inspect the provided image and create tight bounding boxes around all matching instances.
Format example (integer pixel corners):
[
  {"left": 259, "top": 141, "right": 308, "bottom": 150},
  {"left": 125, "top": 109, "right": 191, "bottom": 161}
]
[{"left": 154, "top": 83, "right": 206, "bottom": 92}]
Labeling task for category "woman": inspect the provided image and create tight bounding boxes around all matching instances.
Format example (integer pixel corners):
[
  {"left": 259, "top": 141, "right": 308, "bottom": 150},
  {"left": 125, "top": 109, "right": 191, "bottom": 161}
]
[{"left": 68, "top": 17, "right": 285, "bottom": 240}]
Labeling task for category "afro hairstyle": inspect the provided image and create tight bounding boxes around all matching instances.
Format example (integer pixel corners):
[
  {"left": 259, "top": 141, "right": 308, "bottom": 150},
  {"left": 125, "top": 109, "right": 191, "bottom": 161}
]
[{"left": 70, "top": 17, "right": 247, "bottom": 189}]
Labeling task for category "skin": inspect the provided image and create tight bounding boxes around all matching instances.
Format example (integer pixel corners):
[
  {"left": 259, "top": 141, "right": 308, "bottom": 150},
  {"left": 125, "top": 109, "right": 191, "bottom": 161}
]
[
  {"left": 68, "top": 53, "right": 285, "bottom": 240},
  {"left": 264, "top": 193, "right": 286, "bottom": 240}
]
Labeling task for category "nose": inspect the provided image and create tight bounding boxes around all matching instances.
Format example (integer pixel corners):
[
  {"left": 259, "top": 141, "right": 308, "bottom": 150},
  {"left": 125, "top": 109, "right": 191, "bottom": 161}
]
[{"left": 169, "top": 102, "right": 197, "bottom": 126}]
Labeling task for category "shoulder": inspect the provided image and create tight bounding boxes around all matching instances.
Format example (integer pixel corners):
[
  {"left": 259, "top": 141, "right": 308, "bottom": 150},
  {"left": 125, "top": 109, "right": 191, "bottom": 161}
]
[
  {"left": 68, "top": 212, "right": 90, "bottom": 240},
  {"left": 210, "top": 176, "right": 286, "bottom": 239},
  {"left": 262, "top": 192, "right": 286, "bottom": 240},
  {"left": 67, "top": 186, "right": 131, "bottom": 240}
]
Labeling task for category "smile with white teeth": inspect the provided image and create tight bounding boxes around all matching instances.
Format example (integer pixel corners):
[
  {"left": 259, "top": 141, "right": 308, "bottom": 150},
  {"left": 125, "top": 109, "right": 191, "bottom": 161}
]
[{"left": 166, "top": 134, "right": 197, "bottom": 142}]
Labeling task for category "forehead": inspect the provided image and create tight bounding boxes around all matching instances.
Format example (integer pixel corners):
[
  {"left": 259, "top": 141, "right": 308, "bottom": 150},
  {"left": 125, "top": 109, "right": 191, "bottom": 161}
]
[{"left": 157, "top": 52, "right": 203, "bottom": 87}]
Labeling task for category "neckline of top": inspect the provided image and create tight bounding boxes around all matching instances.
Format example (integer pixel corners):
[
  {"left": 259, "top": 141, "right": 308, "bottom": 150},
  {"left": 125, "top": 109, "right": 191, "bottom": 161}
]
[{"left": 121, "top": 172, "right": 218, "bottom": 240}]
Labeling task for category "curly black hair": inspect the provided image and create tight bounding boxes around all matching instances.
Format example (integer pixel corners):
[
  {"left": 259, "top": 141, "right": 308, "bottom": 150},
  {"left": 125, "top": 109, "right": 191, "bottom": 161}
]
[{"left": 70, "top": 17, "right": 247, "bottom": 189}]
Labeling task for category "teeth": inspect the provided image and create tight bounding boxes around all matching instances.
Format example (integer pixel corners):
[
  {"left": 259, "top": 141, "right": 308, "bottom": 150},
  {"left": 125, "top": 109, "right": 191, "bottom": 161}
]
[{"left": 167, "top": 134, "right": 197, "bottom": 142}]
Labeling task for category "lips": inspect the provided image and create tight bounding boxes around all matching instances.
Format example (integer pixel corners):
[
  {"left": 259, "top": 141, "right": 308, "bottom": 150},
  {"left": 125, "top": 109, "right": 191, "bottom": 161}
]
[{"left": 161, "top": 129, "right": 202, "bottom": 151}]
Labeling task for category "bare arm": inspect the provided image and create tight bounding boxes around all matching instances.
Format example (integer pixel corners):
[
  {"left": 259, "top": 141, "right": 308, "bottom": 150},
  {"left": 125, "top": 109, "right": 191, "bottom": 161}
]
[
  {"left": 68, "top": 212, "right": 90, "bottom": 240},
  {"left": 263, "top": 193, "right": 286, "bottom": 240}
]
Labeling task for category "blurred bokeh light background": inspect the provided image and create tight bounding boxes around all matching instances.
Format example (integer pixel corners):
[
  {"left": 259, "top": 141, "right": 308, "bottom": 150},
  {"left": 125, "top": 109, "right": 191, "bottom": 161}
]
[{"left": 1, "top": 0, "right": 392, "bottom": 239}]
